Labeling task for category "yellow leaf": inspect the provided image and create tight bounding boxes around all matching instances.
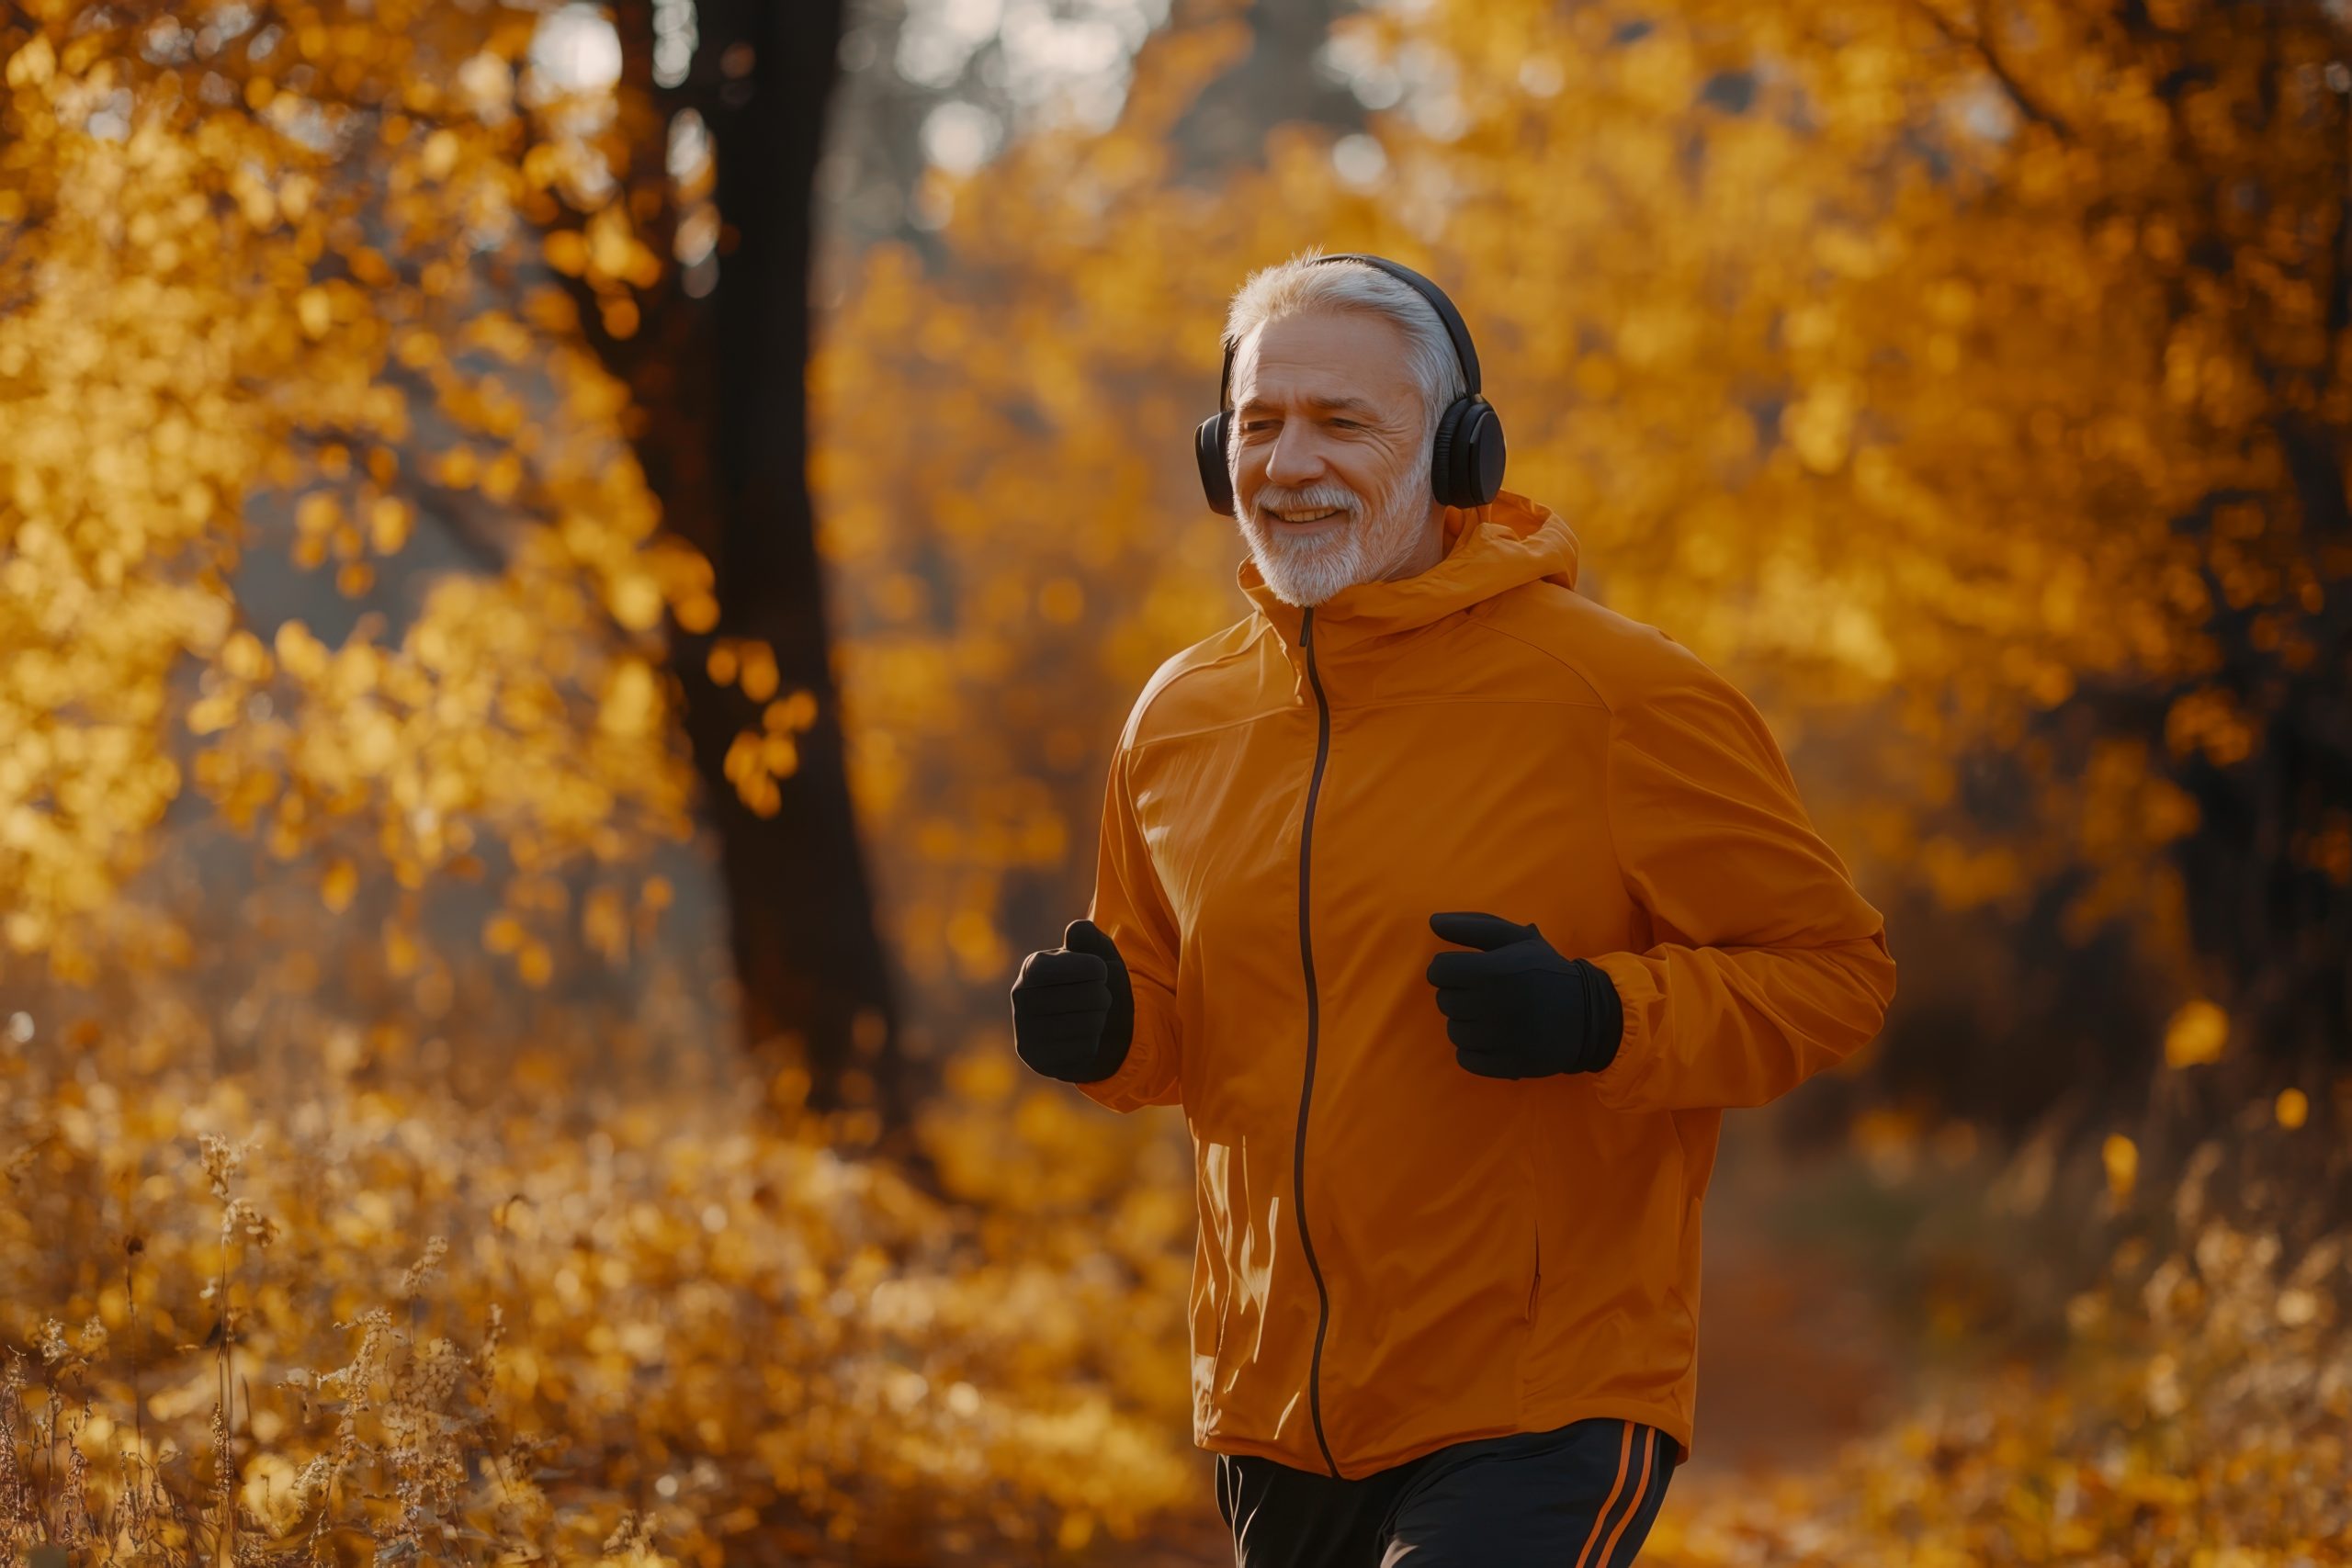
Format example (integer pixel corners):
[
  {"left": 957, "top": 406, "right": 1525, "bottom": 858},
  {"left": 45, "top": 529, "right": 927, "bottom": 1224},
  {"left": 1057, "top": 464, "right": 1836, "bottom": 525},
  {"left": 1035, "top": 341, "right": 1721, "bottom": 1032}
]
[
  {"left": 6, "top": 34, "right": 54, "bottom": 87},
  {"left": 739, "top": 643, "right": 779, "bottom": 704},
  {"left": 543, "top": 229, "right": 587, "bottom": 276},
  {"left": 607, "top": 572, "right": 662, "bottom": 631},
  {"left": 220, "top": 631, "right": 271, "bottom": 682},
  {"left": 273, "top": 620, "right": 327, "bottom": 682},
  {"left": 2102, "top": 1134, "right": 2137, "bottom": 1201},
  {"left": 2163, "top": 998, "right": 2227, "bottom": 1068},
  {"left": 599, "top": 660, "right": 658, "bottom": 738},
  {"left": 368, "top": 496, "right": 412, "bottom": 554}
]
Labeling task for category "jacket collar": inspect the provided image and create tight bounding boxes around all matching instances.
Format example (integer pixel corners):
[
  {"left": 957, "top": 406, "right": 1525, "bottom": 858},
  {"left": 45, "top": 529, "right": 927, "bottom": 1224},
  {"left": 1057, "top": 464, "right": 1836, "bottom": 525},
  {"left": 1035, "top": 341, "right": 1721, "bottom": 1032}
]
[{"left": 1238, "top": 490, "right": 1582, "bottom": 681}]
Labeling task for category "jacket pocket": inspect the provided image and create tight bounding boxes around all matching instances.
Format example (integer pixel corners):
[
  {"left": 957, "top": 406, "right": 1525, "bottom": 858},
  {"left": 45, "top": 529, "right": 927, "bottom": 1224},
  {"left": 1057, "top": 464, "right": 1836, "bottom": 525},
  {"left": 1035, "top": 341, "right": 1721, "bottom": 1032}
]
[
  {"left": 1521, "top": 1100, "right": 1547, "bottom": 1323},
  {"left": 1525, "top": 1209, "right": 1542, "bottom": 1321},
  {"left": 1196, "top": 1135, "right": 1241, "bottom": 1387}
]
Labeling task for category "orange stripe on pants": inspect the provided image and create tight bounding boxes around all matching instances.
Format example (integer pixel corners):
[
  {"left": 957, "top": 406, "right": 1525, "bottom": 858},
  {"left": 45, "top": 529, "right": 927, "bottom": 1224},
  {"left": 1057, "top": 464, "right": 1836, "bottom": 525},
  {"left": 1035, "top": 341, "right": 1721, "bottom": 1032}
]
[
  {"left": 1595, "top": 1427, "right": 1658, "bottom": 1568},
  {"left": 1570, "top": 1421, "right": 1634, "bottom": 1568}
]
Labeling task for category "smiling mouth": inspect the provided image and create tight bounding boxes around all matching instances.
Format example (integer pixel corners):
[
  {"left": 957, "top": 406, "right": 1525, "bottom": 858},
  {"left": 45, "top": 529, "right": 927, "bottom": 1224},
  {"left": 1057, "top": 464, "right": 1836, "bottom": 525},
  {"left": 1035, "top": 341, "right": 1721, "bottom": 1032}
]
[{"left": 1271, "top": 508, "right": 1344, "bottom": 525}]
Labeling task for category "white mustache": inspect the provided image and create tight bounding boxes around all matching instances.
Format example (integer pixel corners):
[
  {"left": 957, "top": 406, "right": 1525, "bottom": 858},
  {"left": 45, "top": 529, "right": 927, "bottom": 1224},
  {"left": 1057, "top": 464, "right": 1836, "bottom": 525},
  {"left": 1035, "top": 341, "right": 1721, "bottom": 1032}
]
[{"left": 1253, "top": 485, "right": 1360, "bottom": 522}]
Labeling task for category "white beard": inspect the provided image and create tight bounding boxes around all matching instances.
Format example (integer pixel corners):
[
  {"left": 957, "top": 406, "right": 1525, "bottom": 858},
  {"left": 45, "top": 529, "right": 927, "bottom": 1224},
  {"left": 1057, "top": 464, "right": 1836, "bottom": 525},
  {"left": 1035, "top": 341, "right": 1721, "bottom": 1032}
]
[{"left": 1234, "top": 444, "right": 1437, "bottom": 608}]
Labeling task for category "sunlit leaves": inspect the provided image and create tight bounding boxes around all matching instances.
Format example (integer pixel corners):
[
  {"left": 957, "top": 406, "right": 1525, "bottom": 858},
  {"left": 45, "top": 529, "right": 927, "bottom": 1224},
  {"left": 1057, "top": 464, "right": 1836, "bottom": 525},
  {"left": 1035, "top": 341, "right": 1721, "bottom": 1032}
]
[
  {"left": 0, "top": 0, "right": 720, "bottom": 989},
  {"left": 697, "top": 640, "right": 821, "bottom": 815},
  {"left": 722, "top": 696, "right": 820, "bottom": 821}
]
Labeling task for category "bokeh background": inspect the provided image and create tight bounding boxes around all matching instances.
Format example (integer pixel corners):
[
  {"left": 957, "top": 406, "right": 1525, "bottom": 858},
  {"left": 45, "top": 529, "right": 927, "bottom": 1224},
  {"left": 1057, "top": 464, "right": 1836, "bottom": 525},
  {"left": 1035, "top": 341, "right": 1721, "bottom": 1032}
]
[{"left": 4, "top": 0, "right": 2348, "bottom": 1562}]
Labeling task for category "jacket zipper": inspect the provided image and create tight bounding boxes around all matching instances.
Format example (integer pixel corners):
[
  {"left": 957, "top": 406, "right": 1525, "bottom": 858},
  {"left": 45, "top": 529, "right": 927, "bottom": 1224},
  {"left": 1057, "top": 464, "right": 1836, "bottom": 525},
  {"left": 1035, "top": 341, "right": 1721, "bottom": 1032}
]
[{"left": 1294, "top": 605, "right": 1340, "bottom": 1478}]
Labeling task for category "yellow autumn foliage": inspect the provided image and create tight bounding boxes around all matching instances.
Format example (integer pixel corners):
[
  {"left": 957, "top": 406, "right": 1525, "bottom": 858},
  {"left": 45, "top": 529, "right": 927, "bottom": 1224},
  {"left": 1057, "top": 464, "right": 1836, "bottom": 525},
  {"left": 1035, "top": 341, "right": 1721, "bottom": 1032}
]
[{"left": 4, "top": 0, "right": 2349, "bottom": 1562}]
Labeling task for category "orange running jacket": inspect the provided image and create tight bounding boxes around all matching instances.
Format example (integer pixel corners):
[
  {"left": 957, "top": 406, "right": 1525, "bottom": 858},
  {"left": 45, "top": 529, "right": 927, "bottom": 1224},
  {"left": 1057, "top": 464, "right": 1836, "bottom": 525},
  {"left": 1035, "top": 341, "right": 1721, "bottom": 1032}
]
[{"left": 1074, "top": 490, "right": 1896, "bottom": 1476}]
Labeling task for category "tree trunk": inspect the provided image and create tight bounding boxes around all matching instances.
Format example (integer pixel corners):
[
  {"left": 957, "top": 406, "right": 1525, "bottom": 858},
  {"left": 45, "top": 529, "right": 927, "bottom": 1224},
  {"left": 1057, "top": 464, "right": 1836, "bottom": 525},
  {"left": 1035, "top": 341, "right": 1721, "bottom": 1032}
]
[{"left": 600, "top": 0, "right": 920, "bottom": 1155}]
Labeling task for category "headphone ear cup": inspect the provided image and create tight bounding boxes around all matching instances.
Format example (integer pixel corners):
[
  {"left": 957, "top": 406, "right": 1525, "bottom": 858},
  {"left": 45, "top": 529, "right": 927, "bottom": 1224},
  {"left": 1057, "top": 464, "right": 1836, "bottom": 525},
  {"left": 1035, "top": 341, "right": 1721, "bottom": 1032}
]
[
  {"left": 1430, "top": 402, "right": 1460, "bottom": 505},
  {"left": 1464, "top": 400, "right": 1506, "bottom": 506},
  {"left": 1430, "top": 397, "right": 1506, "bottom": 508},
  {"left": 1195, "top": 411, "right": 1235, "bottom": 515},
  {"left": 1429, "top": 398, "right": 1473, "bottom": 508}
]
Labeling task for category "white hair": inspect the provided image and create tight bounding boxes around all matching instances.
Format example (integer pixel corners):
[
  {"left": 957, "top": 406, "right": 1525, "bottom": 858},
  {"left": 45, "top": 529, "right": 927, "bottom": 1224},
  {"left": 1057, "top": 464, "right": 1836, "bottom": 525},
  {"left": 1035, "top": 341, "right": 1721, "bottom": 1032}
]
[{"left": 1221, "top": 245, "right": 1466, "bottom": 448}]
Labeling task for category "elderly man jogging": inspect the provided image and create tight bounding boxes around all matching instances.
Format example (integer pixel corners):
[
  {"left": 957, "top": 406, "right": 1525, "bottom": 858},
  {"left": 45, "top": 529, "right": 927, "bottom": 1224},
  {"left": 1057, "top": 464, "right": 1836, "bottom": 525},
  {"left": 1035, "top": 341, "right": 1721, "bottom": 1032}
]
[{"left": 1009, "top": 247, "right": 1897, "bottom": 1566}]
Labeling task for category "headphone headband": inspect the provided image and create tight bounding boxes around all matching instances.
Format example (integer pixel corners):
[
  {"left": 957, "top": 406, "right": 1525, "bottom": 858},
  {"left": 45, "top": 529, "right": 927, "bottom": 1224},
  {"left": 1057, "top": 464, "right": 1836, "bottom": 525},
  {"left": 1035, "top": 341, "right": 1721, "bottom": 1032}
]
[{"left": 1215, "top": 252, "right": 1484, "bottom": 411}]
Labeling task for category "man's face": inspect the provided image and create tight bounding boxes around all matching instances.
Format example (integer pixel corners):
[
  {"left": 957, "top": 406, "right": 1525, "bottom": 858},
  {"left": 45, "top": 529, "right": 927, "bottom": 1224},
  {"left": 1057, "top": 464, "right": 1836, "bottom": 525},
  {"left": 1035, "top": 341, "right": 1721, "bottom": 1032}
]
[{"left": 1228, "top": 310, "right": 1441, "bottom": 608}]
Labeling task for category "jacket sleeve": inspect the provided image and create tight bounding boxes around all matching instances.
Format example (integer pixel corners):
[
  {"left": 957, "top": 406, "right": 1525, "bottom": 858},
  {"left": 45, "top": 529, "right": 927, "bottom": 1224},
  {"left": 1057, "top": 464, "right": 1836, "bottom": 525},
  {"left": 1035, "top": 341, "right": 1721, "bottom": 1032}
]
[
  {"left": 1583, "top": 661, "right": 1895, "bottom": 1113},
  {"left": 1073, "top": 743, "right": 1185, "bottom": 1112}
]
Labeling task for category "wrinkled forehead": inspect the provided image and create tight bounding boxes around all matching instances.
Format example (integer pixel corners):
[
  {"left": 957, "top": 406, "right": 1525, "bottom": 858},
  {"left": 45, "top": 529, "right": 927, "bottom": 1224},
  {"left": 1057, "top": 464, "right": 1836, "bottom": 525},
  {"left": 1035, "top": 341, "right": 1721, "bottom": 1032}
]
[{"left": 1231, "top": 310, "right": 1422, "bottom": 415}]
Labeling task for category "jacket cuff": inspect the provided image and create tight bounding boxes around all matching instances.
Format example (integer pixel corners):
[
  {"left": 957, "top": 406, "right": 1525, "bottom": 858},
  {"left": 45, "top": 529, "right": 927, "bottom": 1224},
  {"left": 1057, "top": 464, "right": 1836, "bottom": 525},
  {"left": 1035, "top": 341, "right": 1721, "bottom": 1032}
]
[
  {"left": 1574, "top": 958, "right": 1623, "bottom": 1075},
  {"left": 1073, "top": 995, "right": 1178, "bottom": 1112},
  {"left": 1582, "top": 953, "right": 1657, "bottom": 1110}
]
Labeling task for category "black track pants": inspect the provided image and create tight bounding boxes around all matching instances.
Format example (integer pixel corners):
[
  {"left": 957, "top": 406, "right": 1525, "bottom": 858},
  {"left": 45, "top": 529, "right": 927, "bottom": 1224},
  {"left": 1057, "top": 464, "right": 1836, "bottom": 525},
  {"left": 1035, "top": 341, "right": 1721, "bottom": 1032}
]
[{"left": 1215, "top": 1417, "right": 1677, "bottom": 1568}]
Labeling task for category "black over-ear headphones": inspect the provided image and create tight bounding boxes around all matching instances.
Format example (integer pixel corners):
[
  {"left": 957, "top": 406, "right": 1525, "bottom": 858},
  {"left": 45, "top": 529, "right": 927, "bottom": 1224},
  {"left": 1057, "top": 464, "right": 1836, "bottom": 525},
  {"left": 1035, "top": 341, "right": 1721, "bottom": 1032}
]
[{"left": 1194, "top": 253, "right": 1507, "bottom": 516}]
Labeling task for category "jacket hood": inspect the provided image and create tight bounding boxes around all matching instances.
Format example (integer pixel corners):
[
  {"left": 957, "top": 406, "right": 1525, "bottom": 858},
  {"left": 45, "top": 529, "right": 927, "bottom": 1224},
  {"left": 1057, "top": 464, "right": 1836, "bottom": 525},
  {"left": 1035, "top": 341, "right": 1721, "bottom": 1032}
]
[{"left": 1237, "top": 490, "right": 1582, "bottom": 655}]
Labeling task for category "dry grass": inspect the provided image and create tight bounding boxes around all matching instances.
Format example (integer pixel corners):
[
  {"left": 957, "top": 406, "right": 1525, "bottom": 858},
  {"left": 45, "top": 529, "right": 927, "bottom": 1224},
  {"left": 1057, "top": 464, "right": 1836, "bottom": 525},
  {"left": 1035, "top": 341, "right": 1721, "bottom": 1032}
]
[
  {"left": 0, "top": 1030, "right": 1200, "bottom": 1566},
  {"left": 1648, "top": 1189, "right": 2352, "bottom": 1564}
]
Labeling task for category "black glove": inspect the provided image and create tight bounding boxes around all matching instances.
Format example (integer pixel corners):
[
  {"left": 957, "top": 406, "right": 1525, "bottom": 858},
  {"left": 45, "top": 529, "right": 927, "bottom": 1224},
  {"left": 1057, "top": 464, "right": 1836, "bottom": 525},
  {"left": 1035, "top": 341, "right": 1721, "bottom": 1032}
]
[
  {"left": 1425, "top": 911, "right": 1623, "bottom": 1079},
  {"left": 1011, "top": 918, "right": 1136, "bottom": 1083}
]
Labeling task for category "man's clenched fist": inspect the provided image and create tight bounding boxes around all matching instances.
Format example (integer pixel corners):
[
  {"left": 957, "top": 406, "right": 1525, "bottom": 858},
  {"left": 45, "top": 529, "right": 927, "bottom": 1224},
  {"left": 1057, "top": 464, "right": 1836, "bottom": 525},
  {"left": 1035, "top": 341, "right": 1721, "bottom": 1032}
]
[
  {"left": 1011, "top": 918, "right": 1136, "bottom": 1083},
  {"left": 1426, "top": 910, "right": 1623, "bottom": 1079}
]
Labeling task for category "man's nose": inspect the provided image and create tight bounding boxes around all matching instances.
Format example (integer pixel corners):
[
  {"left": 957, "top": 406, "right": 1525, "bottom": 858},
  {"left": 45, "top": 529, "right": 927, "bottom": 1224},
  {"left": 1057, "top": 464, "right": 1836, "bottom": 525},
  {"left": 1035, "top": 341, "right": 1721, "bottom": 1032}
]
[{"left": 1263, "top": 422, "right": 1326, "bottom": 486}]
